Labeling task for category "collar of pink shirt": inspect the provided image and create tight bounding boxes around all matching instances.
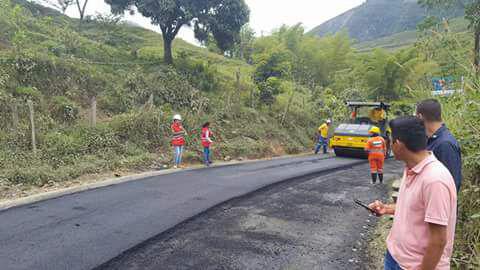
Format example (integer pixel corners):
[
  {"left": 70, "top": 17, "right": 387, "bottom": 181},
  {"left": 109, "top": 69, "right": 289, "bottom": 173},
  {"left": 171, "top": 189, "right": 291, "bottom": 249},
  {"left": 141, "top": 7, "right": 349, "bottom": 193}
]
[{"left": 405, "top": 153, "right": 436, "bottom": 187}]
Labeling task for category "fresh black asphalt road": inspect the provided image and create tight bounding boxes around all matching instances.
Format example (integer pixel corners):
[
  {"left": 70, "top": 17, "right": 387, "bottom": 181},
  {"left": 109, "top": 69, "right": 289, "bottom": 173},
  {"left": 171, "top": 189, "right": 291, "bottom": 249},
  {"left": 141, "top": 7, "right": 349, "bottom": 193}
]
[
  {"left": 0, "top": 155, "right": 364, "bottom": 270},
  {"left": 97, "top": 161, "right": 404, "bottom": 270}
]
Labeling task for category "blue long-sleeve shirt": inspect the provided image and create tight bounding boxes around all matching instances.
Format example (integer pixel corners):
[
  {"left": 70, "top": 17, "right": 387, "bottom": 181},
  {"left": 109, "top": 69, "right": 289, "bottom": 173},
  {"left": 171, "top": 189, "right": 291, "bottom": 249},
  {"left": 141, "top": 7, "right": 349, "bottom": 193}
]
[{"left": 427, "top": 125, "right": 462, "bottom": 192}]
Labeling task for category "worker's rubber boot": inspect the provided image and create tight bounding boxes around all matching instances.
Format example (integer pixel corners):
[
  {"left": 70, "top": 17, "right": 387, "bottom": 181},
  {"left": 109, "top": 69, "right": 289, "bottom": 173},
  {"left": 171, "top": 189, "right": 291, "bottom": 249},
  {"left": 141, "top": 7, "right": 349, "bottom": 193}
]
[
  {"left": 371, "top": 173, "right": 377, "bottom": 184},
  {"left": 379, "top": 173, "right": 384, "bottom": 184}
]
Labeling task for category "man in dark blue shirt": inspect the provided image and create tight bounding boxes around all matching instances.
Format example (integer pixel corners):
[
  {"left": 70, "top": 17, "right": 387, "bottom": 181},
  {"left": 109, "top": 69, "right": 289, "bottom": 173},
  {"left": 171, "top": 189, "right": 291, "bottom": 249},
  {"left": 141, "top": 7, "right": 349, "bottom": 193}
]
[{"left": 417, "top": 99, "right": 462, "bottom": 192}]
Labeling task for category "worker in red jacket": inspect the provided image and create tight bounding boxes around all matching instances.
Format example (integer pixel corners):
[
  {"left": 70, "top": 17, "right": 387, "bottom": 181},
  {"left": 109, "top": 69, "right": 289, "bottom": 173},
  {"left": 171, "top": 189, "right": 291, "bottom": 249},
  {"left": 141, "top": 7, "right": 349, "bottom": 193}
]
[
  {"left": 201, "top": 122, "right": 214, "bottom": 166},
  {"left": 171, "top": 114, "right": 186, "bottom": 169},
  {"left": 365, "top": 126, "right": 387, "bottom": 184}
]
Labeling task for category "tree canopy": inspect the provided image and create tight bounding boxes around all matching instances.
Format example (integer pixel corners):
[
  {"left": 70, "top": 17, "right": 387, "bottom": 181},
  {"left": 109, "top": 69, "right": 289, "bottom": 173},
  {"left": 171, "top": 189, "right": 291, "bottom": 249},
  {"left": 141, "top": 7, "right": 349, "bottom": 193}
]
[{"left": 105, "top": 0, "right": 250, "bottom": 64}]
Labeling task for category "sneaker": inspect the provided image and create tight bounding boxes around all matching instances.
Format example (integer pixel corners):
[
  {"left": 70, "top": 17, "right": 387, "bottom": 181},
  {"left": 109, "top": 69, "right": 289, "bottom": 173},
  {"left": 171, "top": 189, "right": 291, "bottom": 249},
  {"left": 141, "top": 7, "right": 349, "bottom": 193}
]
[{"left": 173, "top": 165, "right": 178, "bottom": 169}]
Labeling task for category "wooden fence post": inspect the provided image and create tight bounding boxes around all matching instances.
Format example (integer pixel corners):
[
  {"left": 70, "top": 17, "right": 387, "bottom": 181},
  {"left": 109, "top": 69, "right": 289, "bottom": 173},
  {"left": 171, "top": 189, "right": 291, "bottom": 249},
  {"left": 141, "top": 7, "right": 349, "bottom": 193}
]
[
  {"left": 90, "top": 95, "right": 96, "bottom": 128},
  {"left": 11, "top": 100, "right": 19, "bottom": 132},
  {"left": 236, "top": 68, "right": 241, "bottom": 92},
  {"left": 145, "top": 93, "right": 154, "bottom": 111},
  {"left": 27, "top": 99, "right": 37, "bottom": 153}
]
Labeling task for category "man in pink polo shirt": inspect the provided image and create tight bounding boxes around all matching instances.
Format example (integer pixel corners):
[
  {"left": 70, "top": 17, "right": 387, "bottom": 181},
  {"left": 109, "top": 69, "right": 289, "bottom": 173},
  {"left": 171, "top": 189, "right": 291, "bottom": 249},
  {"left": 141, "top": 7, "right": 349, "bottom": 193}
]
[{"left": 369, "top": 116, "right": 457, "bottom": 270}]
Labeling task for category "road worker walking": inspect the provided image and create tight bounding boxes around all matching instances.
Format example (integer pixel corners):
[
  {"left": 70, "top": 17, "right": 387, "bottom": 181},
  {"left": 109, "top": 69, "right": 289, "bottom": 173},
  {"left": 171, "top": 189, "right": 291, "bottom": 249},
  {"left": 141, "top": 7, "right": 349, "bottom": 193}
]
[
  {"left": 365, "top": 126, "right": 387, "bottom": 184},
  {"left": 315, "top": 119, "right": 332, "bottom": 155}
]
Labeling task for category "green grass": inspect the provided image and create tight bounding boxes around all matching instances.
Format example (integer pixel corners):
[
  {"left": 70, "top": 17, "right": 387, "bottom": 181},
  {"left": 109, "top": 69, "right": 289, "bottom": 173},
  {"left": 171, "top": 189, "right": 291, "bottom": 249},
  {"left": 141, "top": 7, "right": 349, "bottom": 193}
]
[
  {"left": 355, "top": 17, "right": 470, "bottom": 52},
  {"left": 355, "top": 30, "right": 418, "bottom": 52},
  {"left": 0, "top": 0, "right": 317, "bottom": 188}
]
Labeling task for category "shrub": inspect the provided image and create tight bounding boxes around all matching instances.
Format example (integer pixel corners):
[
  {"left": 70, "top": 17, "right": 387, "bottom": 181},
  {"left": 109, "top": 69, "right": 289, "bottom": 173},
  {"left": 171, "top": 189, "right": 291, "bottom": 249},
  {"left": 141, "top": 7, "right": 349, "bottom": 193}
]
[
  {"left": 176, "top": 55, "right": 220, "bottom": 92},
  {"left": 74, "top": 125, "right": 121, "bottom": 155},
  {"left": 390, "top": 100, "right": 415, "bottom": 116},
  {"left": 0, "top": 127, "right": 32, "bottom": 151},
  {"left": 5, "top": 165, "right": 55, "bottom": 186},
  {"left": 49, "top": 96, "right": 79, "bottom": 124},
  {"left": 110, "top": 109, "right": 170, "bottom": 152},
  {"left": 14, "top": 86, "right": 42, "bottom": 101},
  {"left": 442, "top": 78, "right": 480, "bottom": 268},
  {"left": 41, "top": 131, "right": 82, "bottom": 167}
]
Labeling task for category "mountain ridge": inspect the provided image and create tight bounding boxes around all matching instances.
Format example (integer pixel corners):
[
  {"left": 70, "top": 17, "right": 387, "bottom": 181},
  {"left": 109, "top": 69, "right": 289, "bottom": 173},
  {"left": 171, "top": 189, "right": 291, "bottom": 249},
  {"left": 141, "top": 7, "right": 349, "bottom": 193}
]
[{"left": 310, "top": 0, "right": 464, "bottom": 42}]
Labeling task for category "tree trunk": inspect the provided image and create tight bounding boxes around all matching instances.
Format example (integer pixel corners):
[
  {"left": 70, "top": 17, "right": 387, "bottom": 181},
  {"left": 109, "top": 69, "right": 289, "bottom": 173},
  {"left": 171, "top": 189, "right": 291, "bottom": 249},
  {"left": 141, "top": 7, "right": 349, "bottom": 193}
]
[
  {"left": 163, "top": 38, "right": 173, "bottom": 65},
  {"left": 90, "top": 96, "right": 96, "bottom": 128},
  {"left": 27, "top": 99, "right": 37, "bottom": 154},
  {"left": 11, "top": 101, "right": 19, "bottom": 132},
  {"left": 76, "top": 0, "right": 88, "bottom": 22},
  {"left": 236, "top": 68, "right": 241, "bottom": 91},
  {"left": 281, "top": 91, "right": 295, "bottom": 126},
  {"left": 474, "top": 29, "right": 480, "bottom": 73}
]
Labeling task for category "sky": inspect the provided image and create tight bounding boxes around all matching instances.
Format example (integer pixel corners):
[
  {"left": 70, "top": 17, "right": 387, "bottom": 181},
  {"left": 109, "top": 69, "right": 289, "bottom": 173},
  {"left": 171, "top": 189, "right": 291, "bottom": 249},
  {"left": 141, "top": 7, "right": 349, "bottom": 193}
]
[{"left": 56, "top": 0, "right": 366, "bottom": 44}]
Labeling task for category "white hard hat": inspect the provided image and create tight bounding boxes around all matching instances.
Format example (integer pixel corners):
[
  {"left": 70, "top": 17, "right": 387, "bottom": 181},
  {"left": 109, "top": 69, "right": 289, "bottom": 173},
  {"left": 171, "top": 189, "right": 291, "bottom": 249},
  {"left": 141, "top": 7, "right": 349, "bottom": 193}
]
[
  {"left": 326, "top": 119, "right": 332, "bottom": 124},
  {"left": 173, "top": 114, "right": 182, "bottom": 121}
]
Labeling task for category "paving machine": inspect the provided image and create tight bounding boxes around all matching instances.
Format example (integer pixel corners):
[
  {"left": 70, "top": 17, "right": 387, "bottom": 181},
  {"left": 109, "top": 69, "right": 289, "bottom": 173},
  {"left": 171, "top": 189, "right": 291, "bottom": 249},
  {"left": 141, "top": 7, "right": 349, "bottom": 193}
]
[{"left": 330, "top": 102, "right": 391, "bottom": 158}]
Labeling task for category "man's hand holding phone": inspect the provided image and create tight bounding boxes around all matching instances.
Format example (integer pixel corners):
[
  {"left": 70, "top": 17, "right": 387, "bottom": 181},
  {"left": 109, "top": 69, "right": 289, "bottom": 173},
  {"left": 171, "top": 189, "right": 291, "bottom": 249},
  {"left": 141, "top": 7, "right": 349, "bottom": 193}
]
[{"left": 368, "top": 200, "right": 395, "bottom": 216}]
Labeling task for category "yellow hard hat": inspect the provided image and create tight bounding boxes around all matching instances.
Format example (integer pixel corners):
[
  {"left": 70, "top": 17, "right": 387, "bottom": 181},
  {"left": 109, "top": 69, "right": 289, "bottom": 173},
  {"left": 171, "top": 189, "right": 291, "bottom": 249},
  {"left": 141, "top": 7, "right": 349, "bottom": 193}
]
[{"left": 369, "top": 126, "right": 381, "bottom": 134}]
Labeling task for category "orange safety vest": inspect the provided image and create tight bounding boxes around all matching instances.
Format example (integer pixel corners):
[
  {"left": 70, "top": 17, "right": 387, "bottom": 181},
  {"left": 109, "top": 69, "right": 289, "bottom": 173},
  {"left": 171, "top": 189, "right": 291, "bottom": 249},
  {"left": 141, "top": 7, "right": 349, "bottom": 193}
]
[
  {"left": 201, "top": 127, "right": 213, "bottom": 147},
  {"left": 171, "top": 122, "right": 185, "bottom": 146},
  {"left": 365, "top": 136, "right": 386, "bottom": 157}
]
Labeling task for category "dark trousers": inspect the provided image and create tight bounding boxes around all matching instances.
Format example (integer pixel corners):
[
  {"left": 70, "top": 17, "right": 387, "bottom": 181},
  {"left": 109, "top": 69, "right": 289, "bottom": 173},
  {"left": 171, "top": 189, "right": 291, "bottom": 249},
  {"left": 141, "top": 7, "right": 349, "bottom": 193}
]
[
  {"left": 315, "top": 137, "right": 328, "bottom": 154},
  {"left": 203, "top": 147, "right": 211, "bottom": 165},
  {"left": 384, "top": 250, "right": 402, "bottom": 270}
]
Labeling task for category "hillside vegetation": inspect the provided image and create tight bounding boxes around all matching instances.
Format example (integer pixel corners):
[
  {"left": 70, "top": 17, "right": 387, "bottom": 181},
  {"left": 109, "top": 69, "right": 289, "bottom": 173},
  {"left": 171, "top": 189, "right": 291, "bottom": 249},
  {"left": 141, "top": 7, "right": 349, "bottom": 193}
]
[
  {"left": 355, "top": 17, "right": 470, "bottom": 52},
  {"left": 0, "top": 0, "right": 478, "bottom": 268},
  {"left": 0, "top": 0, "right": 318, "bottom": 187},
  {"left": 310, "top": 0, "right": 464, "bottom": 42}
]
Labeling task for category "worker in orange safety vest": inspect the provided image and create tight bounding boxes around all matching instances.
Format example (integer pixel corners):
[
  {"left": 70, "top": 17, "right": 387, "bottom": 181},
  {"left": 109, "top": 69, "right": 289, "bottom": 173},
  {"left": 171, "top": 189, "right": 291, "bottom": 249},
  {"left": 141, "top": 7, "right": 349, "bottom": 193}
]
[
  {"left": 171, "top": 114, "right": 187, "bottom": 169},
  {"left": 365, "top": 126, "right": 387, "bottom": 184},
  {"left": 201, "top": 122, "right": 214, "bottom": 166}
]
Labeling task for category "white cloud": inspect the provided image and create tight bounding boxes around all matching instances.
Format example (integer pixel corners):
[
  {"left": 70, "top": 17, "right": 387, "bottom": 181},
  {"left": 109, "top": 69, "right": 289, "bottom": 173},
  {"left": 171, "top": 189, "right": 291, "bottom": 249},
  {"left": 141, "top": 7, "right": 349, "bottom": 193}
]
[
  {"left": 245, "top": 0, "right": 365, "bottom": 35},
  {"left": 57, "top": 0, "right": 366, "bottom": 43}
]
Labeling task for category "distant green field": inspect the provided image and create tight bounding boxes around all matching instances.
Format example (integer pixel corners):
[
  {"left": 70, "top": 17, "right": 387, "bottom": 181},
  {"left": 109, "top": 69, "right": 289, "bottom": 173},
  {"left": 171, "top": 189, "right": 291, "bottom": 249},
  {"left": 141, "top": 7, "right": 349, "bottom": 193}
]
[{"left": 354, "top": 17, "right": 470, "bottom": 52}]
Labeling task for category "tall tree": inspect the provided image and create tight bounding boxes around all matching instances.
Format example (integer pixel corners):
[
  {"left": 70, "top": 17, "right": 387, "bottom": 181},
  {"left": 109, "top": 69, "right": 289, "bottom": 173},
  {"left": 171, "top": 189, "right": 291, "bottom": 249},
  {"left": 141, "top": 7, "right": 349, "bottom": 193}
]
[
  {"left": 105, "top": 0, "right": 250, "bottom": 65},
  {"left": 75, "top": 0, "right": 89, "bottom": 22},
  {"left": 233, "top": 24, "right": 255, "bottom": 63},
  {"left": 419, "top": 0, "right": 480, "bottom": 71},
  {"left": 466, "top": 1, "right": 480, "bottom": 71},
  {"left": 38, "top": 0, "right": 74, "bottom": 14}
]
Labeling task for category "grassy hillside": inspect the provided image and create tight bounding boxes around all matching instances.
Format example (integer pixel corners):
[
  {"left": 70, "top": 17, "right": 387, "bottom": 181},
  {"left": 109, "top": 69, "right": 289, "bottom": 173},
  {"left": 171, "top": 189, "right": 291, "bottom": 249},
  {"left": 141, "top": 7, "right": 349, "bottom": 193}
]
[
  {"left": 0, "top": 0, "right": 318, "bottom": 187},
  {"left": 1, "top": 1, "right": 478, "bottom": 269},
  {"left": 354, "top": 17, "right": 470, "bottom": 52}
]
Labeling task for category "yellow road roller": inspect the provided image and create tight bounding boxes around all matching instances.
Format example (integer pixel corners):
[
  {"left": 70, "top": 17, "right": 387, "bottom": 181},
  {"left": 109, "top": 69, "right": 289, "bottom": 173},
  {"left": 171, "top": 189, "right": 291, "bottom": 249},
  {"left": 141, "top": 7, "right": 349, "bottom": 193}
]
[{"left": 330, "top": 102, "right": 391, "bottom": 158}]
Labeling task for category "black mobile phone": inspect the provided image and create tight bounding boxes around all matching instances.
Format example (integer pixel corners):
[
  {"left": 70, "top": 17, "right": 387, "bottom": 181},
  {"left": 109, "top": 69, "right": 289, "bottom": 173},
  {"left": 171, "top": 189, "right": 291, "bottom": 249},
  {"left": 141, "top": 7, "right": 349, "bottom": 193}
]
[{"left": 354, "top": 199, "right": 378, "bottom": 216}]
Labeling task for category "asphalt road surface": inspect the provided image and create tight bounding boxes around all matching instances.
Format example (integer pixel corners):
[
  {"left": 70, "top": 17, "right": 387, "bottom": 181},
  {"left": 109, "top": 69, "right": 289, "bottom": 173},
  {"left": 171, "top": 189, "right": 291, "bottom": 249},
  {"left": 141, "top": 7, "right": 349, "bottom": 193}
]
[
  {"left": 96, "top": 161, "right": 404, "bottom": 270},
  {"left": 0, "top": 155, "right": 369, "bottom": 270}
]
